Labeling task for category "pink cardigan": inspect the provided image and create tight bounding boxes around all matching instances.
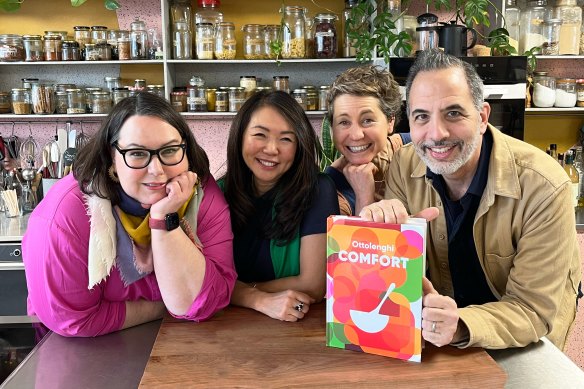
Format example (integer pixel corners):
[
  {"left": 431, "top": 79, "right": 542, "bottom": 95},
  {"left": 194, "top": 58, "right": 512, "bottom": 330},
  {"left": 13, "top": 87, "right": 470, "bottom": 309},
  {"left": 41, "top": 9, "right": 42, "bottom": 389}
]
[{"left": 23, "top": 174, "right": 236, "bottom": 337}]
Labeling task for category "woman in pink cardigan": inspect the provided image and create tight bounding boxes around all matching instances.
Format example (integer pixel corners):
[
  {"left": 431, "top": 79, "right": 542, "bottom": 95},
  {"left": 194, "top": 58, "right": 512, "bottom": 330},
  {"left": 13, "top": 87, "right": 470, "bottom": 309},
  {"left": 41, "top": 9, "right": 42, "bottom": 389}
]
[{"left": 22, "top": 92, "right": 236, "bottom": 337}]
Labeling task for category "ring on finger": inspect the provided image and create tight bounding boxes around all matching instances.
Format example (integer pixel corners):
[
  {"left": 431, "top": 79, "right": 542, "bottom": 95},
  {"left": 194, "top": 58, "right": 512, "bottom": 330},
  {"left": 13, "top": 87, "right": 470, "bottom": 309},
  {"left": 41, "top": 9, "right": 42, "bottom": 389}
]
[
  {"left": 294, "top": 302, "right": 304, "bottom": 312},
  {"left": 431, "top": 321, "right": 437, "bottom": 333}
]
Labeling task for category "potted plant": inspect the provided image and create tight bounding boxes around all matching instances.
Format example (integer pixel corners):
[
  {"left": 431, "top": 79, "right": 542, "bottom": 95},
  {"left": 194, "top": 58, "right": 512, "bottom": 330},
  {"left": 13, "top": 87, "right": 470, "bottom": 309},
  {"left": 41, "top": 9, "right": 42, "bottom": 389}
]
[{"left": 0, "top": 0, "right": 120, "bottom": 13}]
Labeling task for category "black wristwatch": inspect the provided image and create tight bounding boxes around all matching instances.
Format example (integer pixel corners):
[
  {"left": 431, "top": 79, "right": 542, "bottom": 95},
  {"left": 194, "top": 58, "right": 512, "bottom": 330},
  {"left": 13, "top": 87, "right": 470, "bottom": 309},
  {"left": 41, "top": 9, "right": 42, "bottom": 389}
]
[{"left": 149, "top": 212, "right": 180, "bottom": 231}]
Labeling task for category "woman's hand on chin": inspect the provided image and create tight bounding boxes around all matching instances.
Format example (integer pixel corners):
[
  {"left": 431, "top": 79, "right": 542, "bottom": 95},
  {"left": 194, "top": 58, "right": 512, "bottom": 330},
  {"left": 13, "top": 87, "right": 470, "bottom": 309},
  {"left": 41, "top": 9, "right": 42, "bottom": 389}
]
[{"left": 150, "top": 171, "right": 198, "bottom": 218}]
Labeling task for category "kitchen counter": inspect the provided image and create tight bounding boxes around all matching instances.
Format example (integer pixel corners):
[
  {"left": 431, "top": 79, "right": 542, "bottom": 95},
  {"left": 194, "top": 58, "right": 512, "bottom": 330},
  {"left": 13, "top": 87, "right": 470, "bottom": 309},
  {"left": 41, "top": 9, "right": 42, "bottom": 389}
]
[{"left": 0, "top": 213, "right": 29, "bottom": 243}]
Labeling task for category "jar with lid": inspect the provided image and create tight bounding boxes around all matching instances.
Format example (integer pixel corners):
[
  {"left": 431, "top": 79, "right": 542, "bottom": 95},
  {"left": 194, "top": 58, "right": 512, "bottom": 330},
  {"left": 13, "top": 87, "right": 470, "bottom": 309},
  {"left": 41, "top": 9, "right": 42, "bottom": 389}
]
[
  {"left": 318, "top": 85, "right": 330, "bottom": 110},
  {"left": 22, "top": 35, "right": 43, "bottom": 62},
  {"left": 91, "top": 26, "right": 108, "bottom": 44},
  {"left": 273, "top": 76, "right": 290, "bottom": 94},
  {"left": 95, "top": 40, "right": 112, "bottom": 60},
  {"left": 134, "top": 79, "right": 147, "bottom": 91},
  {"left": 130, "top": 17, "right": 148, "bottom": 59},
  {"left": 74, "top": 26, "right": 91, "bottom": 49},
  {"left": 11, "top": 89, "right": 32, "bottom": 114},
  {"left": 21, "top": 78, "right": 39, "bottom": 90},
  {"left": 172, "top": 21, "right": 192, "bottom": 59},
  {"left": 215, "top": 90, "right": 229, "bottom": 112},
  {"left": 55, "top": 91, "right": 68, "bottom": 114},
  {"left": 264, "top": 25, "right": 281, "bottom": 59},
  {"left": 555, "top": 78, "right": 577, "bottom": 107},
  {"left": 282, "top": 6, "right": 306, "bottom": 58},
  {"left": 554, "top": 0, "right": 582, "bottom": 55},
  {"left": 519, "top": 0, "right": 551, "bottom": 54},
  {"left": 292, "top": 88, "right": 308, "bottom": 110},
  {"left": 505, "top": 0, "right": 520, "bottom": 50},
  {"left": 92, "top": 91, "right": 112, "bottom": 114},
  {"left": 195, "top": 23, "right": 214, "bottom": 59},
  {"left": 112, "top": 87, "right": 131, "bottom": 105},
  {"left": 228, "top": 87, "right": 245, "bottom": 112},
  {"left": 147, "top": 85, "right": 165, "bottom": 98},
  {"left": 577, "top": 79, "right": 584, "bottom": 107},
  {"left": 195, "top": 0, "right": 224, "bottom": 26},
  {"left": 541, "top": 19, "right": 561, "bottom": 55},
  {"left": 85, "top": 43, "right": 99, "bottom": 61},
  {"left": 242, "top": 24, "right": 264, "bottom": 60},
  {"left": 532, "top": 71, "right": 556, "bottom": 107},
  {"left": 0, "top": 92, "right": 10, "bottom": 114},
  {"left": 215, "top": 22, "right": 236, "bottom": 60},
  {"left": 55, "top": 83, "right": 76, "bottom": 93},
  {"left": 187, "top": 76, "right": 207, "bottom": 112},
  {"left": 147, "top": 28, "right": 163, "bottom": 60},
  {"left": 44, "top": 34, "right": 62, "bottom": 61},
  {"left": 104, "top": 77, "right": 121, "bottom": 92},
  {"left": 240, "top": 76, "right": 257, "bottom": 98},
  {"left": 107, "top": 30, "right": 129, "bottom": 60},
  {"left": 31, "top": 83, "right": 55, "bottom": 114},
  {"left": 306, "top": 90, "right": 318, "bottom": 111},
  {"left": 61, "top": 40, "right": 80, "bottom": 61},
  {"left": 170, "top": 90, "right": 187, "bottom": 112},
  {"left": 314, "top": 13, "right": 338, "bottom": 59},
  {"left": 206, "top": 88, "right": 217, "bottom": 111},
  {"left": 85, "top": 87, "right": 102, "bottom": 112},
  {"left": 66, "top": 89, "right": 86, "bottom": 114},
  {"left": 0, "top": 34, "right": 24, "bottom": 62},
  {"left": 118, "top": 38, "right": 131, "bottom": 60}
]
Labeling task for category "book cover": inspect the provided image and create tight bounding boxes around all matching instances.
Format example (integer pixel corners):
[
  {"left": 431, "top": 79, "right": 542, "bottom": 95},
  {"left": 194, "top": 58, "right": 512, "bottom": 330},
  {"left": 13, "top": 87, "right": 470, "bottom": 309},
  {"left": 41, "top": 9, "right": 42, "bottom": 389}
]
[{"left": 325, "top": 215, "right": 426, "bottom": 362}]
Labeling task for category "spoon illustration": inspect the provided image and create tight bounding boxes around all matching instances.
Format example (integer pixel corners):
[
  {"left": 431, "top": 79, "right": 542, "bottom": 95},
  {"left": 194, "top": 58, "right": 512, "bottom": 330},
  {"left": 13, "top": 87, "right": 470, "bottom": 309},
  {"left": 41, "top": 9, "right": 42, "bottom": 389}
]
[{"left": 350, "top": 283, "right": 396, "bottom": 333}]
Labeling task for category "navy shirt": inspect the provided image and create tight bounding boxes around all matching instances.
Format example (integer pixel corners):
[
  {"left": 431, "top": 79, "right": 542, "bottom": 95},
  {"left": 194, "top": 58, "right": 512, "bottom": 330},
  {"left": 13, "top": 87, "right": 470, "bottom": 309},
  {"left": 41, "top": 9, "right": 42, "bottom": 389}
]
[{"left": 427, "top": 131, "right": 497, "bottom": 308}]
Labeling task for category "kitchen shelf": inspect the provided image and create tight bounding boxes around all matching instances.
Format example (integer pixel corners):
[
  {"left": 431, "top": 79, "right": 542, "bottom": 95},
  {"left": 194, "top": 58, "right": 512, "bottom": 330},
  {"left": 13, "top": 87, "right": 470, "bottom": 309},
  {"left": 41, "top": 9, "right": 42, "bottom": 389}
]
[
  {"left": 0, "top": 60, "right": 164, "bottom": 66},
  {"left": 526, "top": 107, "right": 584, "bottom": 115},
  {"left": 0, "top": 114, "right": 106, "bottom": 120},
  {"left": 180, "top": 111, "right": 326, "bottom": 119},
  {"left": 535, "top": 56, "right": 584, "bottom": 60},
  {"left": 167, "top": 58, "right": 360, "bottom": 65}
]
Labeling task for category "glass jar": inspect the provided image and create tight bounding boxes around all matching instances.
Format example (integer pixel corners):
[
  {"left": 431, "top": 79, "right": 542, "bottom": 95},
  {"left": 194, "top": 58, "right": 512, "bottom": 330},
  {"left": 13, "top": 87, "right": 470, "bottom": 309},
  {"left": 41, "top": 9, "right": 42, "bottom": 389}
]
[
  {"left": 555, "top": 0, "right": 582, "bottom": 55},
  {"left": 577, "top": 79, "right": 584, "bottom": 107},
  {"left": 205, "top": 88, "right": 217, "bottom": 111},
  {"left": 306, "top": 91, "right": 318, "bottom": 111},
  {"left": 11, "top": 88, "right": 32, "bottom": 114},
  {"left": 0, "top": 34, "right": 24, "bottom": 62},
  {"left": 85, "top": 87, "right": 101, "bottom": 112},
  {"left": 242, "top": 24, "right": 264, "bottom": 60},
  {"left": 134, "top": 79, "right": 147, "bottom": 91},
  {"left": 112, "top": 87, "right": 131, "bottom": 105},
  {"left": 147, "top": 85, "right": 165, "bottom": 98},
  {"left": 44, "top": 30, "right": 68, "bottom": 41},
  {"left": 282, "top": 6, "right": 306, "bottom": 58},
  {"left": 130, "top": 17, "right": 148, "bottom": 59},
  {"left": 319, "top": 85, "right": 330, "bottom": 110},
  {"left": 66, "top": 88, "right": 86, "bottom": 114},
  {"left": 104, "top": 77, "right": 122, "bottom": 92},
  {"left": 215, "top": 22, "right": 236, "bottom": 60},
  {"left": 195, "top": 0, "right": 224, "bottom": 26},
  {"left": 532, "top": 71, "right": 556, "bottom": 107},
  {"left": 55, "top": 83, "right": 76, "bottom": 93},
  {"left": 215, "top": 90, "right": 229, "bottom": 112},
  {"left": 172, "top": 21, "right": 193, "bottom": 59},
  {"left": 264, "top": 25, "right": 281, "bottom": 59},
  {"left": 305, "top": 12, "right": 315, "bottom": 58},
  {"left": 61, "top": 40, "right": 80, "bottom": 61},
  {"left": 314, "top": 13, "right": 338, "bottom": 59},
  {"left": 542, "top": 19, "right": 561, "bottom": 55},
  {"left": 228, "top": 87, "right": 245, "bottom": 112},
  {"left": 187, "top": 76, "right": 207, "bottom": 112},
  {"left": 170, "top": 90, "right": 187, "bottom": 112},
  {"left": 240, "top": 76, "right": 257, "bottom": 98},
  {"left": 55, "top": 91, "right": 68, "bottom": 114},
  {"left": 21, "top": 78, "right": 39, "bottom": 90},
  {"left": 196, "top": 23, "right": 214, "bottom": 59},
  {"left": 92, "top": 91, "right": 112, "bottom": 114},
  {"left": 292, "top": 88, "right": 308, "bottom": 110},
  {"left": 581, "top": 22, "right": 584, "bottom": 55},
  {"left": 74, "top": 26, "right": 91, "bottom": 49},
  {"left": 107, "top": 30, "right": 129, "bottom": 60},
  {"left": 91, "top": 26, "right": 108, "bottom": 43},
  {"left": 0, "top": 92, "right": 11, "bottom": 114},
  {"left": 273, "top": 76, "right": 290, "bottom": 94},
  {"left": 95, "top": 40, "right": 112, "bottom": 60},
  {"left": 519, "top": 0, "right": 551, "bottom": 54},
  {"left": 85, "top": 43, "right": 99, "bottom": 61},
  {"left": 31, "top": 83, "right": 55, "bottom": 114},
  {"left": 118, "top": 38, "right": 131, "bottom": 60},
  {"left": 555, "top": 78, "right": 577, "bottom": 107},
  {"left": 505, "top": 0, "right": 520, "bottom": 50},
  {"left": 43, "top": 34, "right": 62, "bottom": 61},
  {"left": 22, "top": 35, "right": 43, "bottom": 62}
]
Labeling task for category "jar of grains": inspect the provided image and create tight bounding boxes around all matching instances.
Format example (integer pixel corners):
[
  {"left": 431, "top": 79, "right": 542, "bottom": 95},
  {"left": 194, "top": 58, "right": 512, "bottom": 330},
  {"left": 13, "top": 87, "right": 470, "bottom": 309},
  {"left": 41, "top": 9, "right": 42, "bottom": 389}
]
[
  {"left": 282, "top": 6, "right": 306, "bottom": 58},
  {"left": 273, "top": 76, "right": 290, "bottom": 93},
  {"left": 196, "top": 23, "right": 214, "bottom": 59},
  {"left": 0, "top": 92, "right": 11, "bottom": 114},
  {"left": 228, "top": 87, "right": 245, "bottom": 112},
  {"left": 215, "top": 90, "right": 229, "bottom": 112},
  {"left": 0, "top": 34, "right": 24, "bottom": 62},
  {"left": 118, "top": 37, "right": 131, "bottom": 60},
  {"left": 555, "top": 78, "right": 577, "bottom": 107},
  {"left": 215, "top": 22, "right": 236, "bottom": 59},
  {"left": 91, "top": 91, "right": 112, "bottom": 114},
  {"left": 242, "top": 24, "right": 265, "bottom": 59},
  {"left": 541, "top": 18, "right": 561, "bottom": 55},
  {"left": 22, "top": 35, "right": 43, "bottom": 62},
  {"left": 11, "top": 88, "right": 32, "bottom": 114},
  {"left": 314, "top": 13, "right": 338, "bottom": 58},
  {"left": 67, "top": 89, "right": 86, "bottom": 114},
  {"left": 577, "top": 79, "right": 584, "bottom": 107}
]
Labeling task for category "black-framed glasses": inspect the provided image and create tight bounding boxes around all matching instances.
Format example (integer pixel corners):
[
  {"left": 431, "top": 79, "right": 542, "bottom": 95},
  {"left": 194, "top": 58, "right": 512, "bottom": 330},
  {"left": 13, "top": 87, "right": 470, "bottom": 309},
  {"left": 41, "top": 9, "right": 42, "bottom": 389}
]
[{"left": 113, "top": 143, "right": 187, "bottom": 169}]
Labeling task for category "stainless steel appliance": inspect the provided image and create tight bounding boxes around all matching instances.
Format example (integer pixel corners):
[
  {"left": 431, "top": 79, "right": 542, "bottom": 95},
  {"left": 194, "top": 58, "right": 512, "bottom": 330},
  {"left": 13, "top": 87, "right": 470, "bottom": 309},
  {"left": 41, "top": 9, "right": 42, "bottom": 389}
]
[
  {"left": 0, "top": 242, "right": 26, "bottom": 316},
  {"left": 389, "top": 56, "right": 527, "bottom": 140}
]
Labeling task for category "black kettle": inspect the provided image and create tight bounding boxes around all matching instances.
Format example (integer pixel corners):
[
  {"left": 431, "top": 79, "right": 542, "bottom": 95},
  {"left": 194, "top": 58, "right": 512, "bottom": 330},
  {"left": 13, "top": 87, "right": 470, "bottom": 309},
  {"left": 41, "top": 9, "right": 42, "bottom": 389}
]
[{"left": 438, "top": 21, "right": 478, "bottom": 56}]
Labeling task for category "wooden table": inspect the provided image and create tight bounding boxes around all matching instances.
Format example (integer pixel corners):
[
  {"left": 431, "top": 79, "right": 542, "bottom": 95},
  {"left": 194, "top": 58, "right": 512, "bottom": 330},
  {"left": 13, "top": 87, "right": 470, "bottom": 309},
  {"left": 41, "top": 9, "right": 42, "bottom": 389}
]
[{"left": 139, "top": 303, "right": 507, "bottom": 388}]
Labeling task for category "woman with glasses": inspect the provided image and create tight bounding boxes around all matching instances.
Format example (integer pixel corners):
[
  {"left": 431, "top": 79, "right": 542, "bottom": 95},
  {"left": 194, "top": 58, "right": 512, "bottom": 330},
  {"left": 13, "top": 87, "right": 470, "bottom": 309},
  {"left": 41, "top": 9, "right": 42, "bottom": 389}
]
[
  {"left": 220, "top": 90, "right": 339, "bottom": 321},
  {"left": 22, "top": 92, "right": 237, "bottom": 337}
]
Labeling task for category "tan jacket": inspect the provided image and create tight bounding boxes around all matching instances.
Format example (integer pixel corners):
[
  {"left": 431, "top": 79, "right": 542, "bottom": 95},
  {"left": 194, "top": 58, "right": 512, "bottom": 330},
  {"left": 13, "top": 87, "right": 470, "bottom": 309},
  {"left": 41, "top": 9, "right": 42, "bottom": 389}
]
[{"left": 385, "top": 125, "right": 581, "bottom": 350}]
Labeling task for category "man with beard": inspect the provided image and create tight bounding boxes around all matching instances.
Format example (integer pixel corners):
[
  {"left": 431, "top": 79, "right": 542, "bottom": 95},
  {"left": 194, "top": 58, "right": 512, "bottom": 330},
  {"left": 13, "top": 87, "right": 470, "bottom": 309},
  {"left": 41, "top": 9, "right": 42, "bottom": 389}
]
[{"left": 360, "top": 49, "right": 581, "bottom": 351}]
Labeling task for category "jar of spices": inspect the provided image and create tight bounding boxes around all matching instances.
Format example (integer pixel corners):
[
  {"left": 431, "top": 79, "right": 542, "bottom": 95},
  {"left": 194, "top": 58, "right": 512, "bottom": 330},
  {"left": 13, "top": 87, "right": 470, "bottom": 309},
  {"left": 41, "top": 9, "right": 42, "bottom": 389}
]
[
  {"left": 542, "top": 19, "right": 561, "bottom": 55},
  {"left": 170, "top": 90, "right": 187, "bottom": 112},
  {"left": 22, "top": 35, "right": 43, "bottom": 62},
  {"left": 242, "top": 24, "right": 265, "bottom": 59},
  {"left": 228, "top": 87, "right": 245, "bottom": 112},
  {"left": 319, "top": 85, "right": 330, "bottom": 110},
  {"left": 273, "top": 76, "right": 290, "bottom": 94},
  {"left": 44, "top": 34, "right": 62, "bottom": 61},
  {"left": 85, "top": 87, "right": 102, "bottom": 112},
  {"left": 31, "top": 83, "right": 55, "bottom": 114},
  {"left": 292, "top": 88, "right": 308, "bottom": 110},
  {"left": 187, "top": 76, "right": 207, "bottom": 112},
  {"left": 118, "top": 38, "right": 131, "bottom": 60},
  {"left": 95, "top": 40, "right": 112, "bottom": 60},
  {"left": 85, "top": 43, "right": 99, "bottom": 61},
  {"left": 112, "top": 87, "right": 131, "bottom": 105},
  {"left": 282, "top": 6, "right": 306, "bottom": 58},
  {"left": 91, "top": 26, "right": 108, "bottom": 44},
  {"left": 92, "top": 91, "right": 112, "bottom": 114},
  {"left": 577, "top": 79, "right": 584, "bottom": 107},
  {"left": 215, "top": 90, "right": 229, "bottom": 112},
  {"left": 240, "top": 76, "right": 257, "bottom": 98},
  {"left": 314, "top": 13, "right": 338, "bottom": 59},
  {"left": 55, "top": 91, "right": 68, "bottom": 114},
  {"left": 0, "top": 34, "right": 25, "bottom": 62},
  {"left": 532, "top": 71, "right": 556, "bottom": 107},
  {"left": 555, "top": 78, "right": 577, "bottom": 107},
  {"left": 205, "top": 88, "right": 217, "bottom": 111},
  {"left": 67, "top": 89, "right": 86, "bottom": 114},
  {"left": 74, "top": 26, "right": 91, "bottom": 49},
  {"left": 147, "top": 84, "right": 165, "bottom": 98},
  {"left": 214, "top": 22, "right": 237, "bottom": 60},
  {"left": 130, "top": 17, "right": 148, "bottom": 59},
  {"left": 0, "top": 92, "right": 11, "bottom": 114},
  {"left": 196, "top": 23, "right": 215, "bottom": 59},
  {"left": 61, "top": 40, "right": 80, "bottom": 61},
  {"left": 306, "top": 90, "right": 318, "bottom": 111},
  {"left": 264, "top": 25, "right": 281, "bottom": 59},
  {"left": 555, "top": 0, "right": 582, "bottom": 55},
  {"left": 104, "top": 77, "right": 122, "bottom": 92},
  {"left": 11, "top": 88, "right": 32, "bottom": 114}
]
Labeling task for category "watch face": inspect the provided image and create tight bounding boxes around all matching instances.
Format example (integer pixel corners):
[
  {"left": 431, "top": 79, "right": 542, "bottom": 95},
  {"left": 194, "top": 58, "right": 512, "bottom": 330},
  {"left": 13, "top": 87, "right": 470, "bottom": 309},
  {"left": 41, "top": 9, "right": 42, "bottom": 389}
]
[{"left": 165, "top": 212, "right": 180, "bottom": 231}]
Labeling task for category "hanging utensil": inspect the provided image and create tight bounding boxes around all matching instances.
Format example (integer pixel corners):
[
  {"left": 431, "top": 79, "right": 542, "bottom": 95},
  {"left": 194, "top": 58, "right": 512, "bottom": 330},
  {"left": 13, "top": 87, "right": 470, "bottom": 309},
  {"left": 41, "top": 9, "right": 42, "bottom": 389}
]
[
  {"left": 57, "top": 127, "right": 68, "bottom": 178},
  {"left": 19, "top": 124, "right": 39, "bottom": 169},
  {"left": 76, "top": 123, "right": 91, "bottom": 150}
]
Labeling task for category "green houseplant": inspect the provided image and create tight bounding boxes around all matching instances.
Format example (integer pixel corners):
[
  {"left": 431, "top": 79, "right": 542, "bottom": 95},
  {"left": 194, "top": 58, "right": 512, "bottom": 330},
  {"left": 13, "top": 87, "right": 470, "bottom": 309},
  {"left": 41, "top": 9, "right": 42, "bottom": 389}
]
[{"left": 0, "top": 0, "right": 120, "bottom": 12}]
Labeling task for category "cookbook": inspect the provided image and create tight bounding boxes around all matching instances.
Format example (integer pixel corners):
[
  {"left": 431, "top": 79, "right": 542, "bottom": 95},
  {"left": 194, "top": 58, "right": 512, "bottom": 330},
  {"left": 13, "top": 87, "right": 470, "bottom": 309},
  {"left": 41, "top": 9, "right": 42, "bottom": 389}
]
[{"left": 325, "top": 215, "right": 427, "bottom": 362}]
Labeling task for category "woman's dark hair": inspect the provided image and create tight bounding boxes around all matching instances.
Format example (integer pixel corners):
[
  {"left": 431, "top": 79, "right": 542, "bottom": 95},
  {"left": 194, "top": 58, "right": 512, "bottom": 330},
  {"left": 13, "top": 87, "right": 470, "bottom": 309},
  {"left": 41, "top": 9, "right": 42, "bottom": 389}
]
[
  {"left": 73, "top": 91, "right": 210, "bottom": 205},
  {"left": 223, "top": 90, "right": 321, "bottom": 244}
]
